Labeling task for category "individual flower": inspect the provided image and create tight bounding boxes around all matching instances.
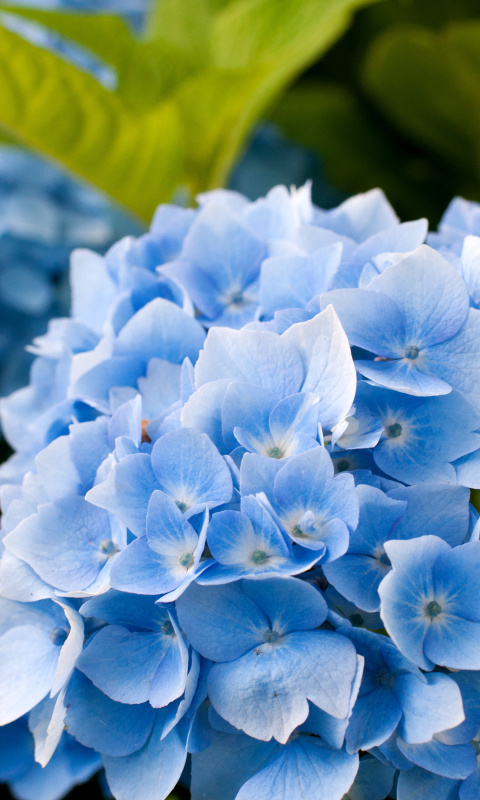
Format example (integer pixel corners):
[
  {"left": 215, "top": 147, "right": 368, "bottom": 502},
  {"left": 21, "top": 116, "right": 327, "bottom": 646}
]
[
  {"left": 378, "top": 536, "right": 480, "bottom": 670},
  {"left": 176, "top": 577, "right": 360, "bottom": 743}
]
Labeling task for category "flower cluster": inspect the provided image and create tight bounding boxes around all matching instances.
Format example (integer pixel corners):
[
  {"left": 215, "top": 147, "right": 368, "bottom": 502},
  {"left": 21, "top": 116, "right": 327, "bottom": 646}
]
[
  {"left": 1, "top": 184, "right": 480, "bottom": 800},
  {"left": 0, "top": 147, "right": 138, "bottom": 401}
]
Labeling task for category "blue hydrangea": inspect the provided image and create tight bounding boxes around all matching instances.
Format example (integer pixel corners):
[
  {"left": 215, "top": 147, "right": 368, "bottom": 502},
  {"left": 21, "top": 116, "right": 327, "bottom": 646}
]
[
  {"left": 2, "top": 183, "right": 480, "bottom": 800},
  {"left": 0, "top": 147, "right": 140, "bottom": 400}
]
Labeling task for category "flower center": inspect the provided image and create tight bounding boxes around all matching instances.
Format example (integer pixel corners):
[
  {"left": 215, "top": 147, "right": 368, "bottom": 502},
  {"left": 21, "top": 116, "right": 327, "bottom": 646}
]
[
  {"left": 50, "top": 627, "right": 68, "bottom": 646},
  {"left": 379, "top": 552, "right": 391, "bottom": 567},
  {"left": 161, "top": 620, "right": 174, "bottom": 636},
  {"left": 175, "top": 500, "right": 188, "bottom": 513},
  {"left": 377, "top": 668, "right": 394, "bottom": 688},
  {"left": 405, "top": 345, "right": 419, "bottom": 360},
  {"left": 387, "top": 422, "right": 402, "bottom": 439},
  {"left": 292, "top": 524, "right": 307, "bottom": 538},
  {"left": 426, "top": 600, "right": 442, "bottom": 618},
  {"left": 99, "top": 538, "right": 116, "bottom": 555},
  {"left": 268, "top": 446, "right": 284, "bottom": 459},
  {"left": 251, "top": 550, "right": 268, "bottom": 564},
  {"left": 230, "top": 290, "right": 245, "bottom": 306},
  {"left": 264, "top": 629, "right": 280, "bottom": 644},
  {"left": 179, "top": 552, "right": 194, "bottom": 568}
]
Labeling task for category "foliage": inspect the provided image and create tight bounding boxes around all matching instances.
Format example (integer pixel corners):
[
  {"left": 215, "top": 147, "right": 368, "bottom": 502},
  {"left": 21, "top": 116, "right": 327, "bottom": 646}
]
[
  {"left": 0, "top": 0, "right": 379, "bottom": 220},
  {"left": 269, "top": 0, "right": 480, "bottom": 224}
]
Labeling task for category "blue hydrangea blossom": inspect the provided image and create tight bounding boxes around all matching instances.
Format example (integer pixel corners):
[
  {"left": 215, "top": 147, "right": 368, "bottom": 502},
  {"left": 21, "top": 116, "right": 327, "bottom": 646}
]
[{"left": 2, "top": 184, "right": 480, "bottom": 800}]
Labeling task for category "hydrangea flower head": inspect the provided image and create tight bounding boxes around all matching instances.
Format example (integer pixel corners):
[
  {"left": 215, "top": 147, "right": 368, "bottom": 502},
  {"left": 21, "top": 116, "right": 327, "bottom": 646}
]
[{"left": 2, "top": 184, "right": 480, "bottom": 800}]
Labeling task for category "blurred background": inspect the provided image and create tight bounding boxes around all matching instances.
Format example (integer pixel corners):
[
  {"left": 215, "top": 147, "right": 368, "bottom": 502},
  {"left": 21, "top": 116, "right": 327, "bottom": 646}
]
[{"left": 1, "top": 0, "right": 480, "bottom": 797}]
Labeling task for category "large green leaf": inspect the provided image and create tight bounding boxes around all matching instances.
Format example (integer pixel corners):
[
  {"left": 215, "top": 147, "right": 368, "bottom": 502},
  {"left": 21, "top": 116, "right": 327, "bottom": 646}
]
[
  {"left": 0, "top": 0, "right": 380, "bottom": 220},
  {"left": 362, "top": 21, "right": 480, "bottom": 200},
  {"left": 0, "top": 22, "right": 183, "bottom": 221}
]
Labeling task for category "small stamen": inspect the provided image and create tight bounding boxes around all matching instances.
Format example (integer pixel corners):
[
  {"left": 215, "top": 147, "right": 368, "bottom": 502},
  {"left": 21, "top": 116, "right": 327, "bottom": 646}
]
[
  {"left": 141, "top": 419, "right": 151, "bottom": 444},
  {"left": 405, "top": 345, "right": 419, "bottom": 360},
  {"left": 251, "top": 550, "right": 268, "bottom": 564},
  {"left": 264, "top": 629, "right": 279, "bottom": 643},
  {"left": 99, "top": 539, "right": 116, "bottom": 555},
  {"left": 179, "top": 552, "right": 194, "bottom": 568},
  {"left": 161, "top": 620, "right": 174, "bottom": 636},
  {"left": 387, "top": 422, "right": 402, "bottom": 439},
  {"left": 268, "top": 446, "right": 284, "bottom": 459},
  {"left": 426, "top": 600, "right": 442, "bottom": 618}
]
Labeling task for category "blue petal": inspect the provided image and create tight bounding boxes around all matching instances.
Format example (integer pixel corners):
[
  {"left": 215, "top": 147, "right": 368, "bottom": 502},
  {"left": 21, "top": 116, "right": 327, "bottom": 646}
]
[
  {"left": 179, "top": 201, "right": 267, "bottom": 308},
  {"left": 325, "top": 554, "right": 387, "bottom": 613},
  {"left": 80, "top": 590, "right": 170, "bottom": 631},
  {"left": 342, "top": 755, "right": 395, "bottom": 800},
  {"left": 175, "top": 582, "right": 268, "bottom": 662},
  {"left": 70, "top": 249, "right": 116, "bottom": 335},
  {"left": 389, "top": 484, "right": 470, "bottom": 547},
  {"left": 242, "top": 576, "right": 327, "bottom": 634},
  {"left": 397, "top": 737, "right": 476, "bottom": 780},
  {"left": 195, "top": 327, "right": 305, "bottom": 397},
  {"left": 181, "top": 379, "right": 230, "bottom": 451},
  {"left": 147, "top": 491, "right": 199, "bottom": 557},
  {"left": 113, "top": 297, "right": 205, "bottom": 366},
  {"left": 208, "top": 630, "right": 357, "bottom": 742},
  {"left": 0, "top": 624, "right": 58, "bottom": 725},
  {"left": 355, "top": 357, "right": 452, "bottom": 397},
  {"left": 221, "top": 381, "right": 276, "bottom": 453},
  {"left": 86, "top": 453, "right": 157, "bottom": 537},
  {"left": 103, "top": 716, "right": 188, "bottom": 800},
  {"left": 268, "top": 392, "right": 319, "bottom": 443},
  {"left": 396, "top": 672, "right": 465, "bottom": 745},
  {"left": 320, "top": 288, "right": 406, "bottom": 357},
  {"left": 239, "top": 452, "right": 283, "bottom": 500},
  {"left": 77, "top": 618, "right": 187, "bottom": 707},
  {"left": 369, "top": 245, "right": 469, "bottom": 347},
  {"left": 5, "top": 497, "right": 117, "bottom": 591},
  {"left": 282, "top": 306, "right": 357, "bottom": 430},
  {"left": 379, "top": 536, "right": 451, "bottom": 670},
  {"left": 150, "top": 428, "right": 233, "bottom": 516},
  {"left": 65, "top": 670, "right": 155, "bottom": 757},
  {"left": 110, "top": 536, "right": 180, "bottom": 595},
  {"left": 273, "top": 447, "right": 357, "bottom": 556},
  {"left": 345, "top": 687, "right": 401, "bottom": 753},
  {"left": 423, "top": 307, "right": 480, "bottom": 403},
  {"left": 236, "top": 736, "right": 358, "bottom": 800},
  {"left": 396, "top": 767, "right": 461, "bottom": 800},
  {"left": 191, "top": 733, "right": 277, "bottom": 800},
  {"left": 259, "top": 245, "right": 342, "bottom": 316},
  {"left": 10, "top": 733, "right": 101, "bottom": 800}
]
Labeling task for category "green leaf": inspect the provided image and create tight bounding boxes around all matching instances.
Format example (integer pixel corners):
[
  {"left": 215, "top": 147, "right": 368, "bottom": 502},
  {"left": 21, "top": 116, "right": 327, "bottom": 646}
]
[
  {"left": 0, "top": 22, "right": 183, "bottom": 221},
  {"left": 195, "top": 0, "right": 383, "bottom": 189},
  {"left": 0, "top": 0, "right": 381, "bottom": 220},
  {"left": 471, "top": 490, "right": 480, "bottom": 514},
  {"left": 362, "top": 21, "right": 480, "bottom": 196},
  {"left": 269, "top": 81, "right": 454, "bottom": 222},
  {"left": 0, "top": 7, "right": 188, "bottom": 107}
]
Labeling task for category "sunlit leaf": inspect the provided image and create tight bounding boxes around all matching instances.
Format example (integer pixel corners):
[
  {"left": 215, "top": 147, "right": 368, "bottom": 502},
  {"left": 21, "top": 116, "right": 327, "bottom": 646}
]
[
  {"left": 0, "top": 23, "right": 183, "bottom": 221},
  {"left": 0, "top": 0, "right": 380, "bottom": 219},
  {"left": 363, "top": 21, "right": 480, "bottom": 196}
]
